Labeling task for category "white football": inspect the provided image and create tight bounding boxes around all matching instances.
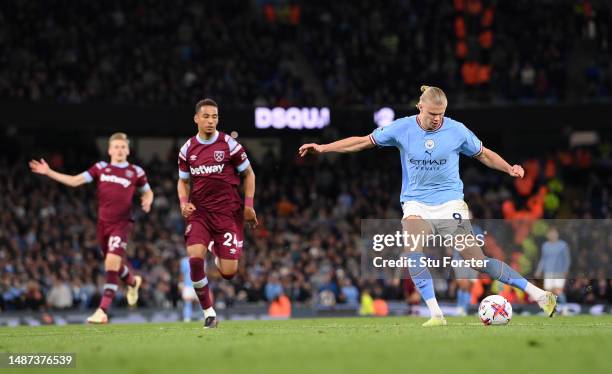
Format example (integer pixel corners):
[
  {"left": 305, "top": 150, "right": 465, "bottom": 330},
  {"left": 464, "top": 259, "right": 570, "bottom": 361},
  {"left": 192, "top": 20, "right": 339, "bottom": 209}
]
[{"left": 478, "top": 295, "right": 512, "bottom": 326}]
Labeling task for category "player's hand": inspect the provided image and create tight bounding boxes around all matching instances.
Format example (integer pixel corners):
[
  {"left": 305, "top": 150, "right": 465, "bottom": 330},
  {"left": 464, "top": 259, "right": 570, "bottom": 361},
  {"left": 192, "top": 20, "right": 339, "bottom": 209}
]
[
  {"left": 508, "top": 164, "right": 524, "bottom": 178},
  {"left": 298, "top": 143, "right": 325, "bottom": 157},
  {"left": 141, "top": 194, "right": 153, "bottom": 213},
  {"left": 181, "top": 202, "right": 196, "bottom": 218},
  {"left": 244, "top": 206, "right": 258, "bottom": 228},
  {"left": 29, "top": 158, "right": 50, "bottom": 175}
]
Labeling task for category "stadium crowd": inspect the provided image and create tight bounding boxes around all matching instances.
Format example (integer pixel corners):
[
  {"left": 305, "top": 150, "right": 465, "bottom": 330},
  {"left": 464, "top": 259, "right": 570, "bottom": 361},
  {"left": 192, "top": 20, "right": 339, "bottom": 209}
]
[
  {"left": 1, "top": 141, "right": 611, "bottom": 314},
  {"left": 1, "top": 0, "right": 611, "bottom": 106}
]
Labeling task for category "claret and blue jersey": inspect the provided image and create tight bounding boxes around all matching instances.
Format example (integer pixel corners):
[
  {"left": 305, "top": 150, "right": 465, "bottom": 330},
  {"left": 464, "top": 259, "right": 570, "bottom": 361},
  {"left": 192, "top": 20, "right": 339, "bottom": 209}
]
[{"left": 369, "top": 115, "right": 482, "bottom": 206}]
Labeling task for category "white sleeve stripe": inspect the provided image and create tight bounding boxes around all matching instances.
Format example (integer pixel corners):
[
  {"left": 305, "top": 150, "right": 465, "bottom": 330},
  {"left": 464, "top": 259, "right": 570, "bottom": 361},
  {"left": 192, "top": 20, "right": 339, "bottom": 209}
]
[
  {"left": 369, "top": 134, "right": 378, "bottom": 145},
  {"left": 139, "top": 183, "right": 151, "bottom": 193},
  {"left": 81, "top": 171, "right": 93, "bottom": 183},
  {"left": 178, "top": 152, "right": 187, "bottom": 161},
  {"left": 236, "top": 159, "right": 250, "bottom": 172},
  {"left": 471, "top": 142, "right": 484, "bottom": 157},
  {"left": 229, "top": 144, "right": 243, "bottom": 156},
  {"left": 226, "top": 136, "right": 238, "bottom": 149},
  {"left": 179, "top": 140, "right": 190, "bottom": 159},
  {"left": 178, "top": 170, "right": 190, "bottom": 179}
]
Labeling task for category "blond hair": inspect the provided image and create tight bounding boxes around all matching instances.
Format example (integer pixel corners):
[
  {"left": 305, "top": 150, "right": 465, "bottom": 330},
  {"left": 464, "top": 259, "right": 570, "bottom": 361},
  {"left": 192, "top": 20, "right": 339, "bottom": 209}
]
[
  {"left": 419, "top": 85, "right": 447, "bottom": 106},
  {"left": 108, "top": 132, "right": 129, "bottom": 146}
]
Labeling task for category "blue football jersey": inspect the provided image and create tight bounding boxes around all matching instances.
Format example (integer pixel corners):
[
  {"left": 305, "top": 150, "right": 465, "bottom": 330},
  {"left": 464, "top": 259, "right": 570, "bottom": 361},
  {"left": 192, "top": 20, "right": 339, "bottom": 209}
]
[{"left": 370, "top": 115, "right": 482, "bottom": 205}]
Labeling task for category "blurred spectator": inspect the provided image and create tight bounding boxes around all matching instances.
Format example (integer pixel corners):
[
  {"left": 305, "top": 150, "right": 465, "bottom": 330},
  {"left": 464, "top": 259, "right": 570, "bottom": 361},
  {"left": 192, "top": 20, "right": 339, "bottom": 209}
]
[
  {"left": 265, "top": 273, "right": 283, "bottom": 301},
  {"left": 339, "top": 278, "right": 359, "bottom": 306},
  {"left": 268, "top": 293, "right": 291, "bottom": 318},
  {"left": 46, "top": 276, "right": 73, "bottom": 309}
]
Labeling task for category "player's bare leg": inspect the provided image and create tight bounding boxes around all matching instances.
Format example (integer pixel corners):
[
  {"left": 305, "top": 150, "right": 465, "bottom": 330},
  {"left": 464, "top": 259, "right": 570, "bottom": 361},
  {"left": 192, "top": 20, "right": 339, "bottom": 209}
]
[
  {"left": 87, "top": 253, "right": 122, "bottom": 324},
  {"left": 187, "top": 244, "right": 218, "bottom": 328},
  {"left": 460, "top": 245, "right": 557, "bottom": 317},
  {"left": 402, "top": 216, "right": 446, "bottom": 327},
  {"left": 216, "top": 258, "right": 238, "bottom": 280}
]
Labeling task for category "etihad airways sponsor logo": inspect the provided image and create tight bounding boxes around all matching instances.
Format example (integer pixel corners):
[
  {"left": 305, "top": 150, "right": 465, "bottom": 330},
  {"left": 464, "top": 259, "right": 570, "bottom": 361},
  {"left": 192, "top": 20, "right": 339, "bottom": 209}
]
[
  {"left": 100, "top": 174, "right": 132, "bottom": 188},
  {"left": 190, "top": 164, "right": 225, "bottom": 175},
  {"left": 409, "top": 159, "right": 447, "bottom": 166}
]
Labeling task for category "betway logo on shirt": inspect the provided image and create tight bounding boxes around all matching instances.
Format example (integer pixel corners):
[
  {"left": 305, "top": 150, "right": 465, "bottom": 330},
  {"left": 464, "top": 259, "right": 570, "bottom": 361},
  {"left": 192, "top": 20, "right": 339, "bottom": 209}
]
[
  {"left": 100, "top": 174, "right": 132, "bottom": 188},
  {"left": 190, "top": 164, "right": 225, "bottom": 175}
]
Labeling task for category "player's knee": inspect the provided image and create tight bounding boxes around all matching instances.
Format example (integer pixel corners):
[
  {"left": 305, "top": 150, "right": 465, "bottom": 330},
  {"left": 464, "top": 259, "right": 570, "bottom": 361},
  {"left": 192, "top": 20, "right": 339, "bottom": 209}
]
[
  {"left": 186, "top": 244, "right": 206, "bottom": 258},
  {"left": 217, "top": 259, "right": 238, "bottom": 279},
  {"left": 219, "top": 271, "right": 237, "bottom": 280}
]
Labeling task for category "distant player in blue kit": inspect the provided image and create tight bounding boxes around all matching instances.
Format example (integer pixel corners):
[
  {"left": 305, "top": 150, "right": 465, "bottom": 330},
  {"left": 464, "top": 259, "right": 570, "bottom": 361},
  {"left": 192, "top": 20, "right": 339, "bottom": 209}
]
[
  {"left": 179, "top": 256, "right": 196, "bottom": 322},
  {"left": 299, "top": 85, "right": 557, "bottom": 327}
]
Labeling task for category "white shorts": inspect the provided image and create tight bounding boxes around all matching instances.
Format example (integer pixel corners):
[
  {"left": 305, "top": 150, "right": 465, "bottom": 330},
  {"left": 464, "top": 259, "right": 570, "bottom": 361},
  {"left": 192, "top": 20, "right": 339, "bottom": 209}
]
[
  {"left": 181, "top": 284, "right": 197, "bottom": 300},
  {"left": 543, "top": 277, "right": 566, "bottom": 290},
  {"left": 402, "top": 199, "right": 473, "bottom": 252},
  {"left": 402, "top": 199, "right": 470, "bottom": 220}
]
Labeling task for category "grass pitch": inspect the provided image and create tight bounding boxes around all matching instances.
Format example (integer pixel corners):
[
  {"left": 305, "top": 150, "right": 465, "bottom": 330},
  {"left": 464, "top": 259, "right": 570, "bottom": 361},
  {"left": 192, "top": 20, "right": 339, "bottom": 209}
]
[{"left": 1, "top": 316, "right": 611, "bottom": 374}]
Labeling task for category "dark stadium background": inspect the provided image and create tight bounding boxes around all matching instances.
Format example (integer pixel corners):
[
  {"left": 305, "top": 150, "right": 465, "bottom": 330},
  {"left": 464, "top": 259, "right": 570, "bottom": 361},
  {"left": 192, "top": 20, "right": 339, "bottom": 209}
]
[{"left": 1, "top": 0, "right": 611, "bottom": 325}]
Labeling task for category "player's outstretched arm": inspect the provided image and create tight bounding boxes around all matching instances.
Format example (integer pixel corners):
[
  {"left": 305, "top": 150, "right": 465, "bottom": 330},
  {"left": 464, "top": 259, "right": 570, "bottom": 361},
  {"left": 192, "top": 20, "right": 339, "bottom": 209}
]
[
  {"left": 298, "top": 136, "right": 374, "bottom": 157},
  {"left": 28, "top": 158, "right": 87, "bottom": 187},
  {"left": 475, "top": 147, "right": 524, "bottom": 178},
  {"left": 241, "top": 165, "right": 258, "bottom": 228}
]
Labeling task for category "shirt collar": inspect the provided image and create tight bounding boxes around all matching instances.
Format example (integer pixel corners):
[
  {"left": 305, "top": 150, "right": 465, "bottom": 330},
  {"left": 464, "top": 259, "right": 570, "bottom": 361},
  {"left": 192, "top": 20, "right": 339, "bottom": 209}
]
[
  {"left": 416, "top": 115, "right": 444, "bottom": 132},
  {"left": 196, "top": 131, "right": 219, "bottom": 144},
  {"left": 111, "top": 161, "right": 129, "bottom": 168}
]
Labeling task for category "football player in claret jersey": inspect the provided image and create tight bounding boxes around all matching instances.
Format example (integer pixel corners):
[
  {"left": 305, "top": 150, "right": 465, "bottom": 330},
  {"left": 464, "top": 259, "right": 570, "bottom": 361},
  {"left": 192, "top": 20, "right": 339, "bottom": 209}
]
[
  {"left": 29, "top": 132, "right": 153, "bottom": 324},
  {"left": 177, "top": 98, "right": 257, "bottom": 328}
]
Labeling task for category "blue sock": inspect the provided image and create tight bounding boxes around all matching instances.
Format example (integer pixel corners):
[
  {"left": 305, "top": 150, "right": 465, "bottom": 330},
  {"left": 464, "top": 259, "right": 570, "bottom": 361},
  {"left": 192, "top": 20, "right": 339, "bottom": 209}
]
[
  {"left": 457, "top": 289, "right": 470, "bottom": 310},
  {"left": 183, "top": 300, "right": 193, "bottom": 321},
  {"left": 479, "top": 257, "right": 528, "bottom": 291},
  {"left": 558, "top": 293, "right": 567, "bottom": 304},
  {"left": 407, "top": 252, "right": 436, "bottom": 301}
]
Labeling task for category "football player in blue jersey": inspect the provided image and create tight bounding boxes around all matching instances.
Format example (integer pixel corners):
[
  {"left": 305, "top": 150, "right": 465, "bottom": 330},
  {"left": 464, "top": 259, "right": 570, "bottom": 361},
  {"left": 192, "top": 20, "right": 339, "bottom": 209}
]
[{"left": 299, "top": 86, "right": 557, "bottom": 326}]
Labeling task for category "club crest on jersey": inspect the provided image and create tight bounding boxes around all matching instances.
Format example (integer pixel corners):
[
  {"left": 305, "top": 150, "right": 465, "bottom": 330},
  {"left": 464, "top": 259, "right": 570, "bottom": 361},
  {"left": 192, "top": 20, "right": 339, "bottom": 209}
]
[
  {"left": 425, "top": 139, "right": 435, "bottom": 150},
  {"left": 125, "top": 170, "right": 134, "bottom": 178},
  {"left": 214, "top": 151, "right": 225, "bottom": 162}
]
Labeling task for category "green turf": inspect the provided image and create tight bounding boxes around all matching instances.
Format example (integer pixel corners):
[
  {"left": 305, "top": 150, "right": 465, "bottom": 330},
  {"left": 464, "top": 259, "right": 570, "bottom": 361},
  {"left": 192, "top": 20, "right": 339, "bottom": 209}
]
[{"left": 1, "top": 316, "right": 611, "bottom": 374}]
